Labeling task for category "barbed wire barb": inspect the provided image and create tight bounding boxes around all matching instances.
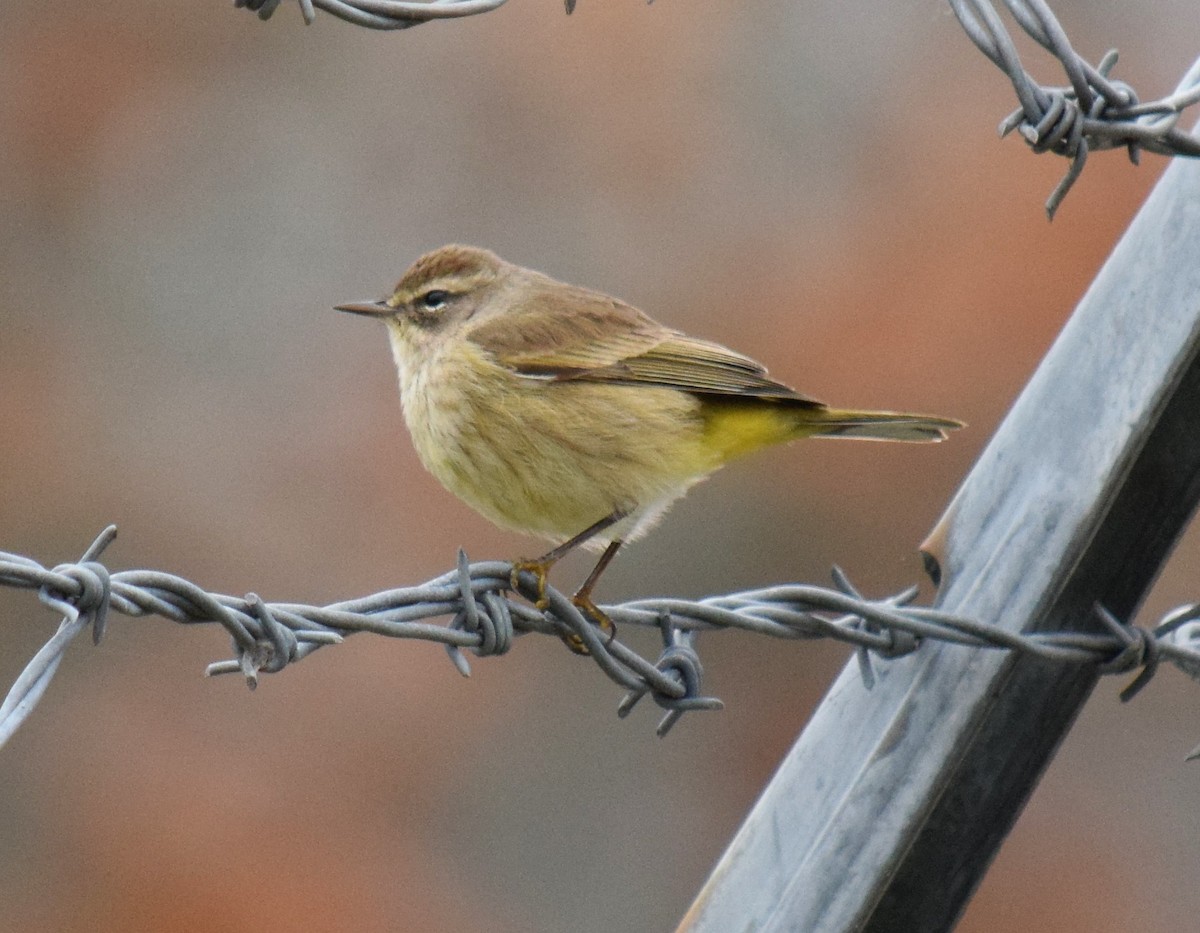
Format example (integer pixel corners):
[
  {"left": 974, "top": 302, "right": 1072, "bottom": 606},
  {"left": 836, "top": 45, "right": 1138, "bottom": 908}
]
[
  {"left": 231, "top": 0, "right": 1200, "bottom": 216},
  {"left": 949, "top": 0, "right": 1200, "bottom": 217},
  {"left": 6, "top": 527, "right": 1200, "bottom": 752},
  {"left": 0, "top": 526, "right": 117, "bottom": 748}
]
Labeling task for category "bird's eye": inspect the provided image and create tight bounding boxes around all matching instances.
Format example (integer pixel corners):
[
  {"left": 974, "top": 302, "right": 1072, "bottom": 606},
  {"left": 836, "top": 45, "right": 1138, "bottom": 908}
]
[{"left": 420, "top": 290, "right": 450, "bottom": 310}]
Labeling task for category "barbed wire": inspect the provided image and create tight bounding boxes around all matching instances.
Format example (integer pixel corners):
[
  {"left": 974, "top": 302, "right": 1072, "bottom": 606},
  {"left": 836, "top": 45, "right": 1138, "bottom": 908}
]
[
  {"left": 231, "top": 0, "right": 619, "bottom": 30},
  {"left": 234, "top": 0, "right": 510, "bottom": 30},
  {"left": 5, "top": 526, "right": 1200, "bottom": 754},
  {"left": 235, "top": 0, "right": 1200, "bottom": 219},
  {"left": 951, "top": 0, "right": 1200, "bottom": 217}
]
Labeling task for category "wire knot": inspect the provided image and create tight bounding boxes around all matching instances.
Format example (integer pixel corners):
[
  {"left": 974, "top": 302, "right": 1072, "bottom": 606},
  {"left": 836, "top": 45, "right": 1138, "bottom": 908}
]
[
  {"left": 444, "top": 549, "right": 514, "bottom": 677},
  {"left": 1009, "top": 89, "right": 1085, "bottom": 158},
  {"left": 234, "top": 594, "right": 301, "bottom": 688},
  {"left": 1094, "top": 604, "right": 1160, "bottom": 702},
  {"left": 873, "top": 623, "right": 922, "bottom": 660},
  {"left": 655, "top": 642, "right": 704, "bottom": 699},
  {"left": 616, "top": 620, "right": 724, "bottom": 736},
  {"left": 45, "top": 560, "right": 112, "bottom": 646},
  {"left": 448, "top": 593, "right": 514, "bottom": 659}
]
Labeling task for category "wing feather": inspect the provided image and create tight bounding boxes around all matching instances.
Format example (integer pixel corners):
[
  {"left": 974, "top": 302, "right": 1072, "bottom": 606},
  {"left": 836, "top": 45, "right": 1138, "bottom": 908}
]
[{"left": 466, "top": 284, "right": 822, "bottom": 405}]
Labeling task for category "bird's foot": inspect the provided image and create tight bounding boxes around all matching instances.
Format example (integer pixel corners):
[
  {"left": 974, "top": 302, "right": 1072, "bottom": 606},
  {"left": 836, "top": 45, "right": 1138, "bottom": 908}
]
[
  {"left": 510, "top": 558, "right": 552, "bottom": 609},
  {"left": 560, "top": 593, "right": 617, "bottom": 656}
]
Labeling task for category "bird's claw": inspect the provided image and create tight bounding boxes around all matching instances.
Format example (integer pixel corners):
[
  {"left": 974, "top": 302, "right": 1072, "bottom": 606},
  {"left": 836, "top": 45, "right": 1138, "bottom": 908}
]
[
  {"left": 560, "top": 594, "right": 617, "bottom": 656},
  {"left": 510, "top": 559, "right": 551, "bottom": 609},
  {"left": 508, "top": 558, "right": 617, "bottom": 656}
]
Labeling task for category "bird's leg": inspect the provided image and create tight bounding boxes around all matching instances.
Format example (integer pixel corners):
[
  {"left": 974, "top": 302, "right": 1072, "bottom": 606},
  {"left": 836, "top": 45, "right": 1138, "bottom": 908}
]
[
  {"left": 566, "top": 539, "right": 624, "bottom": 653},
  {"left": 509, "top": 508, "right": 628, "bottom": 610}
]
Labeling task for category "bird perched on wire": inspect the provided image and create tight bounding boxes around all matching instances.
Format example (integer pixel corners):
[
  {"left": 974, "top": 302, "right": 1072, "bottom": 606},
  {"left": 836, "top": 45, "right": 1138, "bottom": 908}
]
[{"left": 338, "top": 245, "right": 961, "bottom": 651}]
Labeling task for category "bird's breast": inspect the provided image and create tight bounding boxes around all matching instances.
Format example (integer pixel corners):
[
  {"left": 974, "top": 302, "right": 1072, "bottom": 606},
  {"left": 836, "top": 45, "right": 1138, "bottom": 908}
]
[{"left": 388, "top": 335, "right": 717, "bottom": 541}]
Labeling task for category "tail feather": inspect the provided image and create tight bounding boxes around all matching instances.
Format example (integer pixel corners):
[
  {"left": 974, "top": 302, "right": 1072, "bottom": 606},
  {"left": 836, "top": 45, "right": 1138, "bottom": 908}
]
[
  {"left": 799, "top": 407, "right": 964, "bottom": 443},
  {"left": 697, "top": 398, "right": 962, "bottom": 464}
]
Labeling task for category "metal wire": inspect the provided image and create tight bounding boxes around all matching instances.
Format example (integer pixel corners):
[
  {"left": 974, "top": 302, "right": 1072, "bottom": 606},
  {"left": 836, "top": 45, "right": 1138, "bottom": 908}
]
[
  {"left": 950, "top": 0, "right": 1200, "bottom": 217},
  {"left": 236, "top": 0, "right": 1200, "bottom": 218},
  {"left": 233, "top": 0, "right": 663, "bottom": 27},
  {"left": 232, "top": 0, "right": 616, "bottom": 29},
  {"left": 5, "top": 526, "right": 1200, "bottom": 751},
  {"left": 234, "top": 0, "right": 512, "bottom": 30}
]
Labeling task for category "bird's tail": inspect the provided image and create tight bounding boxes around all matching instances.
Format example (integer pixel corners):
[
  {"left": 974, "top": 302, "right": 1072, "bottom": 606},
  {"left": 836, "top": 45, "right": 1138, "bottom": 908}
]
[
  {"left": 699, "top": 398, "right": 963, "bottom": 465},
  {"left": 796, "top": 406, "right": 963, "bottom": 443}
]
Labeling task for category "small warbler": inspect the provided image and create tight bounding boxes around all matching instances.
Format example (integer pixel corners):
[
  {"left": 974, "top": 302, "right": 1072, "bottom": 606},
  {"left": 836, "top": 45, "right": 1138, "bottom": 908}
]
[{"left": 337, "top": 245, "right": 961, "bottom": 650}]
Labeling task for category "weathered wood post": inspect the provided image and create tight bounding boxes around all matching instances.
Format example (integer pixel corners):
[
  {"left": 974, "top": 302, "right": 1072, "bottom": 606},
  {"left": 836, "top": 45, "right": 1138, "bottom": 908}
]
[{"left": 681, "top": 138, "right": 1200, "bottom": 930}]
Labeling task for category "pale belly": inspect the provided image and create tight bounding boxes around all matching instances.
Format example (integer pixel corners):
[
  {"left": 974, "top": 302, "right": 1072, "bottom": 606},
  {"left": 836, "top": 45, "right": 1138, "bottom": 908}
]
[{"left": 397, "top": 347, "right": 716, "bottom": 546}]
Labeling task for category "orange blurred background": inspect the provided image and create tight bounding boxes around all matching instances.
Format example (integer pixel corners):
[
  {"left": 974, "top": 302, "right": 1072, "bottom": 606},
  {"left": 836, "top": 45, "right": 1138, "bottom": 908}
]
[{"left": 2, "top": 2, "right": 1199, "bottom": 930}]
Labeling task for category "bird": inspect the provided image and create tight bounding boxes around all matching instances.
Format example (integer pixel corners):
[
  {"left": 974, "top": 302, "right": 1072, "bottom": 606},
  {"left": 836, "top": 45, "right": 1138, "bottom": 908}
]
[{"left": 337, "top": 244, "right": 961, "bottom": 651}]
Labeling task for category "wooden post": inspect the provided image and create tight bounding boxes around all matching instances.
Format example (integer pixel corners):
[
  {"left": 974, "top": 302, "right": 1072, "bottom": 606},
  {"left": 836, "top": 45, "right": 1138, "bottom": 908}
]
[{"left": 680, "top": 148, "right": 1200, "bottom": 929}]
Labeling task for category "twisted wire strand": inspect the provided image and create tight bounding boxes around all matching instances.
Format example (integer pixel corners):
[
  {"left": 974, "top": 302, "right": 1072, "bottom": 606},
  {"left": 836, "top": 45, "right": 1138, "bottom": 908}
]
[
  {"left": 5, "top": 526, "right": 1200, "bottom": 750},
  {"left": 235, "top": 0, "right": 1200, "bottom": 217},
  {"left": 950, "top": 0, "right": 1200, "bottom": 217},
  {"left": 233, "top": 0, "right": 632, "bottom": 29},
  {"left": 233, "top": 0, "right": 661, "bottom": 27},
  {"left": 234, "top": 0, "right": 513, "bottom": 30}
]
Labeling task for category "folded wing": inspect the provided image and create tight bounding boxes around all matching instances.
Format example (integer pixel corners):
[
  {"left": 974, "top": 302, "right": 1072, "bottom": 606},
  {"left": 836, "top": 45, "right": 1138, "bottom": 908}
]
[{"left": 467, "top": 285, "right": 823, "bottom": 406}]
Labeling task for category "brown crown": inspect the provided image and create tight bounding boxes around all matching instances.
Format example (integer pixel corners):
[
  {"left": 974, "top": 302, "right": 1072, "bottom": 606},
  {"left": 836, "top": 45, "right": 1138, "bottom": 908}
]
[{"left": 395, "top": 244, "right": 504, "bottom": 294}]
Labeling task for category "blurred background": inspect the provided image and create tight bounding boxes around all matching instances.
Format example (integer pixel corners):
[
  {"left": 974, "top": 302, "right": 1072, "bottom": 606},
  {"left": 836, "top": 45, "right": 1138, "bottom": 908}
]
[{"left": 1, "top": 1, "right": 1199, "bottom": 930}]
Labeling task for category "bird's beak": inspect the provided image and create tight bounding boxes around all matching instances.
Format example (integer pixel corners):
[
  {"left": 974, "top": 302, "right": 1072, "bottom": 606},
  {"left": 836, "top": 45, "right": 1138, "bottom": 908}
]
[{"left": 335, "top": 300, "right": 393, "bottom": 317}]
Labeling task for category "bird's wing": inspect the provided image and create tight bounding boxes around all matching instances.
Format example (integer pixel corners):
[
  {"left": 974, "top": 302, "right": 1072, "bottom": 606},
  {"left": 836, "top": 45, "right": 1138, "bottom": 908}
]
[{"left": 467, "top": 285, "right": 823, "bottom": 404}]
